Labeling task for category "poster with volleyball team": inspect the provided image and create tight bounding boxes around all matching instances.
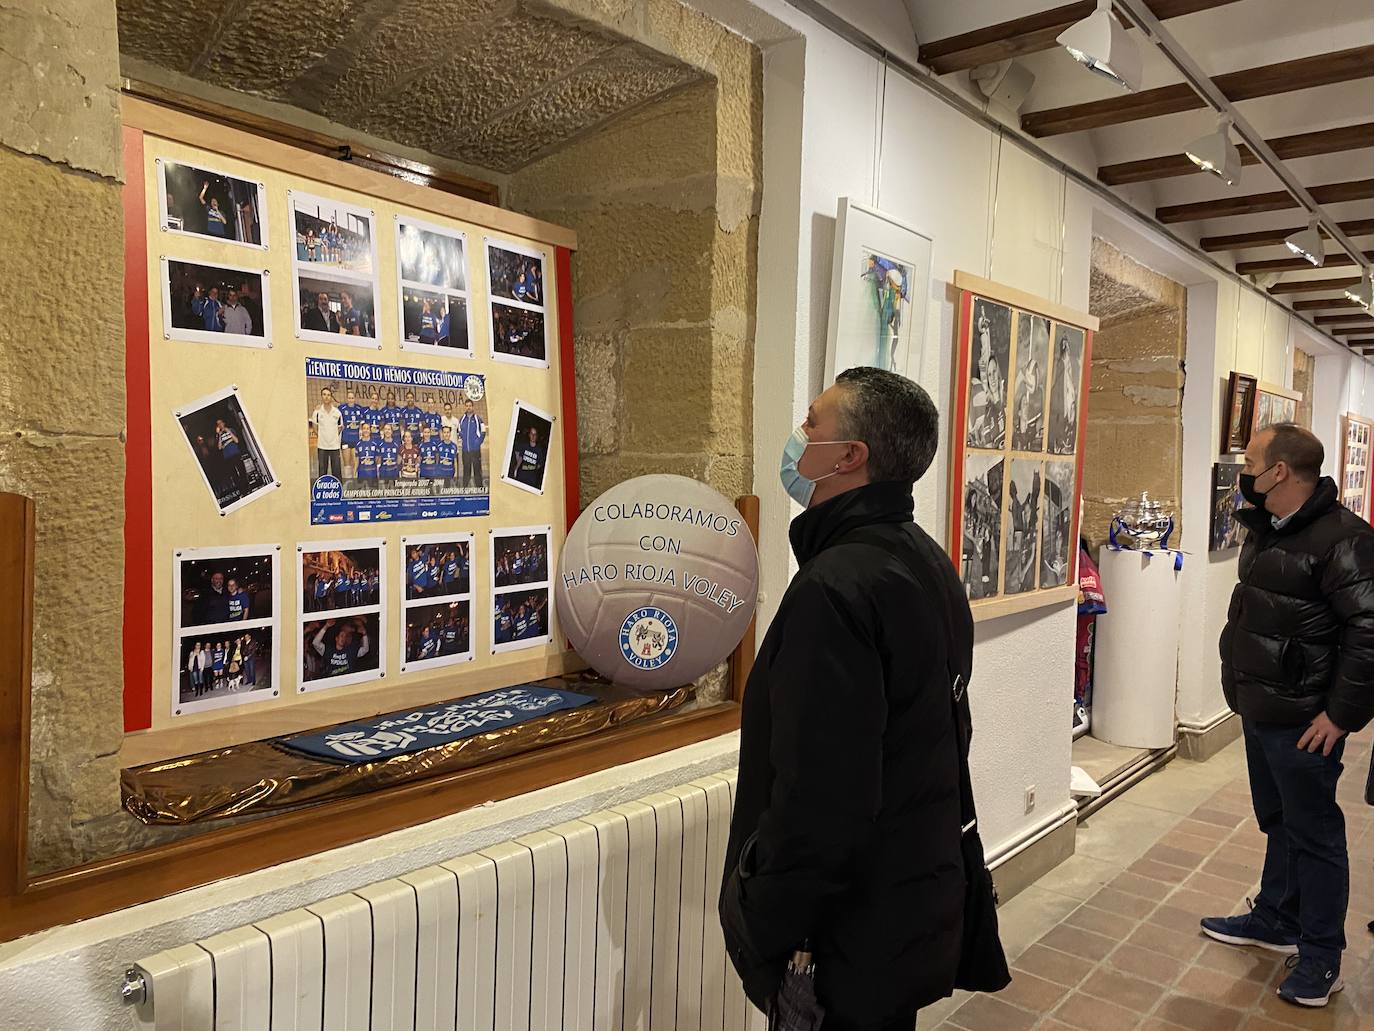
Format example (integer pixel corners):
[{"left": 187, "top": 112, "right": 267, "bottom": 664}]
[{"left": 154, "top": 141, "right": 568, "bottom": 723}]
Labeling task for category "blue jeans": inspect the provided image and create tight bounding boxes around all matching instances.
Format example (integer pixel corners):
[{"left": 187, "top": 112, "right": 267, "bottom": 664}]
[{"left": 1244, "top": 718, "right": 1349, "bottom": 966}]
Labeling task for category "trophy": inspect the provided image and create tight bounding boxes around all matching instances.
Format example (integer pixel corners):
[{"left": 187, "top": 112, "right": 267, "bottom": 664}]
[{"left": 1110, "top": 492, "right": 1175, "bottom": 550}]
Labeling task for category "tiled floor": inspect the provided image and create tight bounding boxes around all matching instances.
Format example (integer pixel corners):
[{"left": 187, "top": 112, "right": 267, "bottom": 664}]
[{"left": 923, "top": 733, "right": 1374, "bottom": 1031}]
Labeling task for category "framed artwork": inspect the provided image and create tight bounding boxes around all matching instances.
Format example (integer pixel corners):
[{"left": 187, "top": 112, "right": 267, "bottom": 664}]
[
  {"left": 823, "top": 198, "right": 933, "bottom": 383},
  {"left": 1252, "top": 382, "right": 1301, "bottom": 436},
  {"left": 1341, "top": 413, "right": 1373, "bottom": 520},
  {"left": 1223, "top": 371, "right": 1257, "bottom": 454},
  {"left": 1209, "top": 463, "right": 1246, "bottom": 552},
  {"left": 948, "top": 271, "right": 1097, "bottom": 622}
]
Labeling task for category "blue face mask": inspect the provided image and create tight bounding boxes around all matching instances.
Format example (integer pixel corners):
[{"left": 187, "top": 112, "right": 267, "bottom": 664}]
[{"left": 779, "top": 426, "right": 852, "bottom": 508}]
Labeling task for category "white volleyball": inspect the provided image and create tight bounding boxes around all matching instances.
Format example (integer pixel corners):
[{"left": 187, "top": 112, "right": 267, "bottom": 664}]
[{"left": 556, "top": 475, "right": 759, "bottom": 689}]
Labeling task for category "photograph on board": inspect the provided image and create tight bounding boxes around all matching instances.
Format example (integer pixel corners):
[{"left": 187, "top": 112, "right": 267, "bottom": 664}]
[
  {"left": 501, "top": 400, "right": 556, "bottom": 497},
  {"left": 158, "top": 159, "right": 265, "bottom": 247},
  {"left": 301, "top": 614, "right": 381, "bottom": 687},
  {"left": 401, "top": 288, "right": 469, "bottom": 353},
  {"left": 1040, "top": 460, "right": 1076, "bottom": 589},
  {"left": 398, "top": 219, "right": 468, "bottom": 291},
  {"left": 162, "top": 258, "right": 270, "bottom": 348},
  {"left": 296, "top": 276, "right": 377, "bottom": 345},
  {"left": 1047, "top": 324, "right": 1085, "bottom": 456},
  {"left": 291, "top": 192, "right": 376, "bottom": 278},
  {"left": 492, "top": 528, "right": 551, "bottom": 589},
  {"left": 966, "top": 298, "right": 1012, "bottom": 450},
  {"left": 404, "top": 538, "right": 472, "bottom": 601},
  {"left": 492, "top": 587, "right": 551, "bottom": 654},
  {"left": 487, "top": 244, "right": 544, "bottom": 306},
  {"left": 1011, "top": 314, "right": 1050, "bottom": 453},
  {"left": 960, "top": 451, "right": 1004, "bottom": 601},
  {"left": 174, "top": 387, "right": 277, "bottom": 515},
  {"left": 300, "top": 546, "right": 383, "bottom": 615},
  {"left": 178, "top": 550, "right": 275, "bottom": 628},
  {"left": 397, "top": 218, "right": 472, "bottom": 356},
  {"left": 306, "top": 359, "right": 491, "bottom": 523},
  {"left": 403, "top": 599, "right": 473, "bottom": 670},
  {"left": 490, "top": 303, "right": 547, "bottom": 367},
  {"left": 176, "top": 627, "right": 275, "bottom": 711},
  {"left": 1003, "top": 459, "right": 1042, "bottom": 596}
]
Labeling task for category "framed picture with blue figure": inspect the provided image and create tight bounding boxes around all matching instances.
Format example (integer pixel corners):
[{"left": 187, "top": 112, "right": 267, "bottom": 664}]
[
  {"left": 501, "top": 399, "right": 556, "bottom": 497},
  {"left": 491, "top": 525, "right": 553, "bottom": 655},
  {"left": 395, "top": 216, "right": 473, "bottom": 357},
  {"left": 297, "top": 540, "right": 387, "bottom": 692},
  {"left": 290, "top": 189, "right": 380, "bottom": 347},
  {"left": 173, "top": 385, "right": 279, "bottom": 516},
  {"left": 161, "top": 257, "right": 271, "bottom": 349},
  {"left": 486, "top": 237, "right": 548, "bottom": 368},
  {"left": 401, "top": 531, "right": 475, "bottom": 672},
  {"left": 171, "top": 544, "right": 281, "bottom": 717},
  {"left": 1210, "top": 462, "right": 1247, "bottom": 552},
  {"left": 824, "top": 198, "right": 933, "bottom": 383}
]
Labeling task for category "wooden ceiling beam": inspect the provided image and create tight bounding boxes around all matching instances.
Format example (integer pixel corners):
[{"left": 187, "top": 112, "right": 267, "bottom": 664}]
[
  {"left": 1023, "top": 43, "right": 1374, "bottom": 137},
  {"left": 917, "top": 0, "right": 1241, "bottom": 75},
  {"left": 1236, "top": 251, "right": 1374, "bottom": 275},
  {"left": 1293, "top": 297, "right": 1366, "bottom": 311},
  {"left": 1201, "top": 218, "right": 1374, "bottom": 252},
  {"left": 1157, "top": 178, "right": 1374, "bottom": 224},
  {"left": 1346, "top": 338, "right": 1374, "bottom": 346},
  {"left": 1099, "top": 121, "right": 1374, "bottom": 186},
  {"left": 1315, "top": 314, "right": 1374, "bottom": 326},
  {"left": 1268, "top": 275, "right": 1362, "bottom": 296}
]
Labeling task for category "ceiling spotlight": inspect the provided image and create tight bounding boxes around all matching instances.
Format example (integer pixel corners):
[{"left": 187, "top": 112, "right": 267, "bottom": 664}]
[
  {"left": 1347, "top": 269, "right": 1374, "bottom": 310},
  {"left": 1185, "top": 116, "right": 1242, "bottom": 185},
  {"left": 1284, "top": 218, "right": 1326, "bottom": 267},
  {"left": 1057, "top": 0, "right": 1142, "bottom": 93}
]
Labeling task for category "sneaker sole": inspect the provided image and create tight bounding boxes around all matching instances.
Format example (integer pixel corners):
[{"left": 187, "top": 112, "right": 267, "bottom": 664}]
[
  {"left": 1200, "top": 926, "right": 1300, "bottom": 955},
  {"left": 1279, "top": 979, "right": 1344, "bottom": 1008}
]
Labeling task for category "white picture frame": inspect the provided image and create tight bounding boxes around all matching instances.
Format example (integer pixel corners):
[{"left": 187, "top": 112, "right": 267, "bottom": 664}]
[
  {"left": 160, "top": 256, "right": 273, "bottom": 350},
  {"left": 490, "top": 524, "right": 553, "bottom": 655},
  {"left": 485, "top": 237, "right": 550, "bottom": 369},
  {"left": 823, "top": 198, "right": 933, "bottom": 384},
  {"left": 171, "top": 544, "right": 281, "bottom": 717},
  {"left": 155, "top": 157, "right": 269, "bottom": 250},
  {"left": 395, "top": 216, "right": 475, "bottom": 359},
  {"left": 172, "top": 385, "right": 280, "bottom": 517},
  {"left": 499, "top": 399, "right": 557, "bottom": 497},
  {"left": 289, "top": 189, "right": 382, "bottom": 350},
  {"left": 399, "top": 530, "right": 476, "bottom": 672},
  {"left": 296, "top": 538, "right": 388, "bottom": 692}
]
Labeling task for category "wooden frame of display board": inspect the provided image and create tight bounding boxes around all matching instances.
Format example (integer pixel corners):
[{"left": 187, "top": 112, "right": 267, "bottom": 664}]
[
  {"left": 0, "top": 98, "right": 761, "bottom": 943},
  {"left": 1340, "top": 413, "right": 1374, "bottom": 520},
  {"left": 947, "top": 271, "right": 1097, "bottom": 623}
]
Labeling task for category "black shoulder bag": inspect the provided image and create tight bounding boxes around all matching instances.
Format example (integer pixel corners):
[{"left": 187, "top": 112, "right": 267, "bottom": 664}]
[{"left": 847, "top": 531, "right": 1012, "bottom": 995}]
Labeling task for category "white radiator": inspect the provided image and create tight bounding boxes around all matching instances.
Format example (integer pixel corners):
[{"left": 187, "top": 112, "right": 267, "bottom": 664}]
[{"left": 129, "top": 773, "right": 766, "bottom": 1031}]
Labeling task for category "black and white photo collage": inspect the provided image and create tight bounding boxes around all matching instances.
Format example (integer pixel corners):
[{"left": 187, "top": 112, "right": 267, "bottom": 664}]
[
  {"left": 402, "top": 532, "right": 475, "bottom": 672},
  {"left": 297, "top": 541, "right": 387, "bottom": 692},
  {"left": 491, "top": 526, "right": 553, "bottom": 654},
  {"left": 172, "top": 545, "right": 280, "bottom": 716}
]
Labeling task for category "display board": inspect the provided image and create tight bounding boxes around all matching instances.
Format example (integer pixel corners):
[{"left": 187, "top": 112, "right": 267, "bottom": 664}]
[
  {"left": 123, "top": 113, "right": 580, "bottom": 763},
  {"left": 948, "top": 271, "right": 1097, "bottom": 622},
  {"left": 1341, "top": 413, "right": 1373, "bottom": 521}
]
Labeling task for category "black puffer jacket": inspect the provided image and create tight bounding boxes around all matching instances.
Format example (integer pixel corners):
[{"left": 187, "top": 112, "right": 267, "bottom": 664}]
[
  {"left": 1221, "top": 476, "right": 1374, "bottom": 732},
  {"left": 720, "top": 482, "right": 969, "bottom": 1028}
]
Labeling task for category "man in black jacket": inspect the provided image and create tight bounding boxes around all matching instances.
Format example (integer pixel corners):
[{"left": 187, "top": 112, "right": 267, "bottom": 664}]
[
  {"left": 720, "top": 367, "right": 971, "bottom": 1030},
  {"left": 1203, "top": 423, "right": 1374, "bottom": 1009}
]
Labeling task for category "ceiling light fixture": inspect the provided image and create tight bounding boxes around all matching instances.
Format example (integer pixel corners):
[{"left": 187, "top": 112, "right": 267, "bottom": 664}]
[
  {"left": 1184, "top": 116, "right": 1242, "bottom": 185},
  {"left": 1058, "top": 0, "right": 1143, "bottom": 93},
  {"left": 1284, "top": 218, "right": 1326, "bottom": 267},
  {"left": 1347, "top": 269, "right": 1374, "bottom": 310}
]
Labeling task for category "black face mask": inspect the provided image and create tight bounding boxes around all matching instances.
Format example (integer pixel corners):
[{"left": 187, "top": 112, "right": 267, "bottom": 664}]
[{"left": 1239, "top": 463, "right": 1277, "bottom": 509}]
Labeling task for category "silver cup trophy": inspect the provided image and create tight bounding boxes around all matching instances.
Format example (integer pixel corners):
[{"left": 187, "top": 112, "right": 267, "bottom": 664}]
[{"left": 1110, "top": 491, "right": 1175, "bottom": 550}]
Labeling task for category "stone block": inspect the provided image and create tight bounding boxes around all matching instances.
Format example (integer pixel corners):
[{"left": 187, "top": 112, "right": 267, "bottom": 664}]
[
  {"left": 1083, "top": 415, "right": 1179, "bottom": 500},
  {"left": 711, "top": 216, "right": 759, "bottom": 316},
  {"left": 0, "top": 150, "right": 126, "bottom": 436},
  {"left": 579, "top": 451, "right": 709, "bottom": 506},
  {"left": 621, "top": 326, "right": 714, "bottom": 454},
  {"left": 1, "top": 0, "right": 122, "bottom": 178},
  {"left": 574, "top": 329, "right": 623, "bottom": 455}
]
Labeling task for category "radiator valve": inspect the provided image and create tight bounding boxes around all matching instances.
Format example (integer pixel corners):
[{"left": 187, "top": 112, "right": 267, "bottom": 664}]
[{"left": 121, "top": 968, "right": 147, "bottom": 1006}]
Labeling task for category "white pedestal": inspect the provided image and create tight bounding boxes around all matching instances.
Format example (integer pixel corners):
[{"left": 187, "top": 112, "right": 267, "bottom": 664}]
[{"left": 1092, "top": 548, "right": 1182, "bottom": 749}]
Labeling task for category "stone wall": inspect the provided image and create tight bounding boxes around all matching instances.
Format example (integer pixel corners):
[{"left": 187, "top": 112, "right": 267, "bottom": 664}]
[
  {"left": 2, "top": 0, "right": 129, "bottom": 872},
  {"left": 1081, "top": 240, "right": 1187, "bottom": 553}
]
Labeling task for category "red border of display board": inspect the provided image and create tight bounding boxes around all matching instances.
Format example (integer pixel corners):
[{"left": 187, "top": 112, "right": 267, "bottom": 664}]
[
  {"left": 119, "top": 129, "right": 583, "bottom": 733},
  {"left": 123, "top": 127, "right": 154, "bottom": 733}
]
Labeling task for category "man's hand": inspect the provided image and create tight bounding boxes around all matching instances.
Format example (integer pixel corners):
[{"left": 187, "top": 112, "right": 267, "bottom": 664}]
[{"left": 1298, "top": 712, "right": 1348, "bottom": 756}]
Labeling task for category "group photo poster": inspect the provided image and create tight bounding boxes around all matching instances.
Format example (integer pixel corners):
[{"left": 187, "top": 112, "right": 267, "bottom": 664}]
[
  {"left": 401, "top": 531, "right": 475, "bottom": 672},
  {"left": 485, "top": 238, "right": 549, "bottom": 369},
  {"left": 298, "top": 540, "right": 387, "bottom": 692},
  {"left": 305, "top": 357, "right": 491, "bottom": 524},
  {"left": 290, "top": 189, "right": 381, "bottom": 347},
  {"left": 160, "top": 257, "right": 271, "bottom": 349},
  {"left": 173, "top": 385, "right": 279, "bottom": 516},
  {"left": 491, "top": 525, "right": 553, "bottom": 654},
  {"left": 172, "top": 544, "right": 281, "bottom": 716},
  {"left": 156, "top": 157, "right": 267, "bottom": 248},
  {"left": 395, "top": 216, "right": 474, "bottom": 357}
]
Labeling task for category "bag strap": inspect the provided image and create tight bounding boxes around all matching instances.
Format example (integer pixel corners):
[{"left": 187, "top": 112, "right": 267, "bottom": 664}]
[{"left": 840, "top": 529, "right": 979, "bottom": 830}]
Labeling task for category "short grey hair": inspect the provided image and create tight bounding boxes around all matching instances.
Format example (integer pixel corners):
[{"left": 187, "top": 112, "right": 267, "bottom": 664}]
[{"left": 834, "top": 367, "right": 940, "bottom": 484}]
